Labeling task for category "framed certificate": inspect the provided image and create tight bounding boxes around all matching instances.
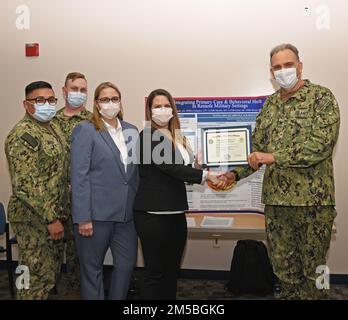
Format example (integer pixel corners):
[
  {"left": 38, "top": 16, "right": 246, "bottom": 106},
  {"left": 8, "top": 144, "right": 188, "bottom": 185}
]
[{"left": 202, "top": 126, "right": 252, "bottom": 167}]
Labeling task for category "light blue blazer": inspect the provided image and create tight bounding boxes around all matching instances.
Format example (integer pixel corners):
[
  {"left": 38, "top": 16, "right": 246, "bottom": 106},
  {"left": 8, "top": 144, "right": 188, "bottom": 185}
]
[{"left": 71, "top": 120, "right": 139, "bottom": 224}]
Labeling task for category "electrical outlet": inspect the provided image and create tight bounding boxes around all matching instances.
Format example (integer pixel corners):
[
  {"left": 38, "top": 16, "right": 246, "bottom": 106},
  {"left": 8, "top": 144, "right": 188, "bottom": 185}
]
[{"left": 303, "top": 6, "right": 311, "bottom": 17}]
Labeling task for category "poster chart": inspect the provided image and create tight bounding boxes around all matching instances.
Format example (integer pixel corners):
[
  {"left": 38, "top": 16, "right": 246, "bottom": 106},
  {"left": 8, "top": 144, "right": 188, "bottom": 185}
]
[{"left": 175, "top": 96, "right": 267, "bottom": 213}]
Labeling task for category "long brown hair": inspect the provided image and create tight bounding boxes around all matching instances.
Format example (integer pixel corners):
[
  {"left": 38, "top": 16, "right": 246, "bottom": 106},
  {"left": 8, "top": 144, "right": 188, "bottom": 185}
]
[
  {"left": 92, "top": 82, "right": 124, "bottom": 131},
  {"left": 145, "top": 88, "right": 191, "bottom": 151}
]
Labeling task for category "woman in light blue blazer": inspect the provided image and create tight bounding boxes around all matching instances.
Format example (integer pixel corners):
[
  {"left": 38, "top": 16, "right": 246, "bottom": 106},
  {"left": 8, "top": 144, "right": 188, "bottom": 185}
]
[{"left": 71, "top": 82, "right": 139, "bottom": 300}]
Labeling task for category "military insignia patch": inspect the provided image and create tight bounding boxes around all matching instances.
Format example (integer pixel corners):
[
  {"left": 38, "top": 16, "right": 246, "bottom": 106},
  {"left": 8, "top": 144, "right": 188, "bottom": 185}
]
[{"left": 21, "top": 132, "right": 39, "bottom": 149}]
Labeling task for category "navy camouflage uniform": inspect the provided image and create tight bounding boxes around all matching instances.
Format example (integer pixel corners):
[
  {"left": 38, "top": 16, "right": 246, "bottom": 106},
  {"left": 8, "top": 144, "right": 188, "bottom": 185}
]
[
  {"left": 234, "top": 80, "right": 340, "bottom": 300},
  {"left": 5, "top": 114, "right": 69, "bottom": 299}
]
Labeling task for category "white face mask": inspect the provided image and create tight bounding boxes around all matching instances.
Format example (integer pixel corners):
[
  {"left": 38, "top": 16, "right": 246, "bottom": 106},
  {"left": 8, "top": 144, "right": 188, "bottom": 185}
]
[
  {"left": 152, "top": 107, "right": 173, "bottom": 126},
  {"left": 274, "top": 67, "right": 298, "bottom": 89},
  {"left": 99, "top": 102, "right": 121, "bottom": 119}
]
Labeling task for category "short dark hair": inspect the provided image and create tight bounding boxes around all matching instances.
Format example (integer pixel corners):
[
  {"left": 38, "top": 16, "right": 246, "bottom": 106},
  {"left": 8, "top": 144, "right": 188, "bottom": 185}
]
[{"left": 25, "top": 81, "right": 53, "bottom": 97}]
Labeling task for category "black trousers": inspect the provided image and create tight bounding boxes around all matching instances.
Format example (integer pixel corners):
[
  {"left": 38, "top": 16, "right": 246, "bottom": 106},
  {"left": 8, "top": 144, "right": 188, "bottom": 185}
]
[{"left": 134, "top": 210, "right": 187, "bottom": 300}]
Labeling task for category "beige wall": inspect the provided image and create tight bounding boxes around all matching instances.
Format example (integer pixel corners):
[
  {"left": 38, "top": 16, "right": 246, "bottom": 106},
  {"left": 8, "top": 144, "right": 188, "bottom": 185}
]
[{"left": 0, "top": 0, "right": 347, "bottom": 273}]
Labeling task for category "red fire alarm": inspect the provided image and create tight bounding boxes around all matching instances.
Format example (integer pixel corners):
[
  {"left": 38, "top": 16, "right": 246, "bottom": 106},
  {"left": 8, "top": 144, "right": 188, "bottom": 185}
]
[{"left": 25, "top": 43, "right": 39, "bottom": 57}]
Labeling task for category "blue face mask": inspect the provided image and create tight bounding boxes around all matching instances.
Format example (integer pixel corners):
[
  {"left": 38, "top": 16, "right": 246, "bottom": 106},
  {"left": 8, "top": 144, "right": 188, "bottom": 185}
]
[
  {"left": 67, "top": 92, "right": 87, "bottom": 109},
  {"left": 32, "top": 102, "right": 56, "bottom": 122}
]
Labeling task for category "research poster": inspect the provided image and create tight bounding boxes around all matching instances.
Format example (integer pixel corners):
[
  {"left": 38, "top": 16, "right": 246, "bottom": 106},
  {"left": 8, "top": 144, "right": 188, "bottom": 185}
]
[{"left": 175, "top": 96, "right": 267, "bottom": 213}]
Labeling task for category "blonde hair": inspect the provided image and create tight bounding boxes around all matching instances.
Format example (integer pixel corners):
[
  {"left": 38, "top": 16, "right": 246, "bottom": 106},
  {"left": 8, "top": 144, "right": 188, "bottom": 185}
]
[
  {"left": 145, "top": 88, "right": 192, "bottom": 152},
  {"left": 64, "top": 72, "right": 87, "bottom": 86},
  {"left": 92, "top": 82, "right": 124, "bottom": 131}
]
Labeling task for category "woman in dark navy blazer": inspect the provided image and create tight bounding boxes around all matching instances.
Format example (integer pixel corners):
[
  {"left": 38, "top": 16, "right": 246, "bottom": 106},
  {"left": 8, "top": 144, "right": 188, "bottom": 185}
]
[
  {"left": 71, "top": 82, "right": 139, "bottom": 300},
  {"left": 134, "top": 89, "right": 223, "bottom": 300}
]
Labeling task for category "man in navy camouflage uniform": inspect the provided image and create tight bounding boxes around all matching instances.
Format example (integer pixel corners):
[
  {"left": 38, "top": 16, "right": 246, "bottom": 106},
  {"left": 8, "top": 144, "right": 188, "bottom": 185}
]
[
  {"left": 52, "top": 72, "right": 92, "bottom": 291},
  {"left": 222, "top": 44, "right": 340, "bottom": 299},
  {"left": 5, "top": 81, "right": 68, "bottom": 299}
]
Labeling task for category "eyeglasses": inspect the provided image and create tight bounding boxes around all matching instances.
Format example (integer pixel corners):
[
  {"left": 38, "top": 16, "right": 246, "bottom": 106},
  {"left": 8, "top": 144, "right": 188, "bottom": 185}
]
[
  {"left": 97, "top": 97, "right": 120, "bottom": 104},
  {"left": 26, "top": 96, "right": 58, "bottom": 106}
]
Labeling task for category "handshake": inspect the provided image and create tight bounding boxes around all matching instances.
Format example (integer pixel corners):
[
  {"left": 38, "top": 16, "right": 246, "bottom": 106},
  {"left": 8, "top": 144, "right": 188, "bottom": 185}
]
[
  {"left": 196, "top": 151, "right": 276, "bottom": 191},
  {"left": 194, "top": 154, "right": 237, "bottom": 191},
  {"left": 206, "top": 171, "right": 236, "bottom": 191}
]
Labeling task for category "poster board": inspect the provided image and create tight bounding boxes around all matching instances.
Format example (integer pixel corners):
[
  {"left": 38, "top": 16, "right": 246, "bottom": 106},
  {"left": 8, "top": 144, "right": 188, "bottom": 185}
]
[{"left": 176, "top": 96, "right": 267, "bottom": 213}]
